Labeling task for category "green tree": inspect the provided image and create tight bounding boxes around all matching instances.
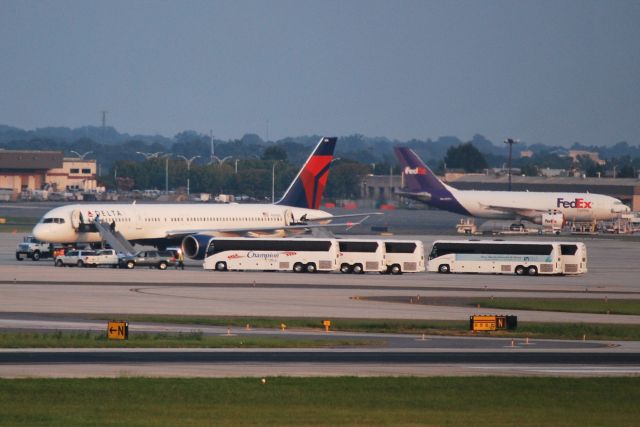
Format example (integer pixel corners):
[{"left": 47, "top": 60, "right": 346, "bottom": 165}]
[
  {"left": 443, "top": 143, "right": 488, "bottom": 172},
  {"left": 262, "top": 145, "right": 288, "bottom": 161}
]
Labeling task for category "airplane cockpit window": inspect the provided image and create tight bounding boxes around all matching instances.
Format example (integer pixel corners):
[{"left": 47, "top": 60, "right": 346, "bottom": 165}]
[{"left": 42, "top": 218, "right": 65, "bottom": 224}]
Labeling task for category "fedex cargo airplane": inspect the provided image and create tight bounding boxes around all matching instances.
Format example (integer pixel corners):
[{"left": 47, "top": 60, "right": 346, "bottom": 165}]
[
  {"left": 394, "top": 147, "right": 630, "bottom": 223},
  {"left": 33, "top": 137, "right": 365, "bottom": 259}
]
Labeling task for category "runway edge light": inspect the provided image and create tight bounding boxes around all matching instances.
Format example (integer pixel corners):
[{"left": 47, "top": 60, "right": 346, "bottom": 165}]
[{"left": 107, "top": 320, "right": 129, "bottom": 340}]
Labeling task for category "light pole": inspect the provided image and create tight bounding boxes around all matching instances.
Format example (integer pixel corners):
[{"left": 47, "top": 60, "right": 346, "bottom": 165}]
[
  {"left": 504, "top": 138, "right": 518, "bottom": 191},
  {"left": 235, "top": 159, "right": 239, "bottom": 174},
  {"left": 70, "top": 150, "right": 93, "bottom": 159},
  {"left": 177, "top": 155, "right": 200, "bottom": 197},
  {"left": 271, "top": 160, "right": 281, "bottom": 203},
  {"left": 136, "top": 151, "right": 164, "bottom": 160},
  {"left": 211, "top": 155, "right": 232, "bottom": 166}
]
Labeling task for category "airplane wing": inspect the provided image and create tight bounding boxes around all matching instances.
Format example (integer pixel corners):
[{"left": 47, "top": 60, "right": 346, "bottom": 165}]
[{"left": 164, "top": 216, "right": 373, "bottom": 239}]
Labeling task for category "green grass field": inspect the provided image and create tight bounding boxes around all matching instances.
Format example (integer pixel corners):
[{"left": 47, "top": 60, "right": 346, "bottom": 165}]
[
  {"left": 0, "top": 216, "right": 37, "bottom": 233},
  {"left": 471, "top": 297, "right": 640, "bottom": 315},
  {"left": 0, "top": 331, "right": 379, "bottom": 348},
  {"left": 91, "top": 314, "right": 640, "bottom": 341},
  {"left": 0, "top": 377, "right": 638, "bottom": 426}
]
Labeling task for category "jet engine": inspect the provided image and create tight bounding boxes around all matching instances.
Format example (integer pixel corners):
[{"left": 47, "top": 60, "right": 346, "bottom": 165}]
[{"left": 181, "top": 234, "right": 214, "bottom": 260}]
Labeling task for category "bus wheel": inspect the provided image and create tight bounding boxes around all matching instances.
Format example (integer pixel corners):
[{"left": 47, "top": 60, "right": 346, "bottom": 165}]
[
  {"left": 390, "top": 264, "right": 402, "bottom": 275},
  {"left": 215, "top": 261, "right": 227, "bottom": 272},
  {"left": 293, "top": 263, "right": 304, "bottom": 273},
  {"left": 352, "top": 264, "right": 364, "bottom": 274},
  {"left": 340, "top": 264, "right": 352, "bottom": 274},
  {"left": 438, "top": 264, "right": 450, "bottom": 274},
  {"left": 306, "top": 263, "right": 317, "bottom": 273},
  {"left": 515, "top": 265, "right": 525, "bottom": 276},
  {"left": 527, "top": 266, "right": 538, "bottom": 276}
]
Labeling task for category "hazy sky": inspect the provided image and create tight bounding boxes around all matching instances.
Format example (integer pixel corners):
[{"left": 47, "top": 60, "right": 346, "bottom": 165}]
[{"left": 1, "top": 0, "right": 639, "bottom": 146}]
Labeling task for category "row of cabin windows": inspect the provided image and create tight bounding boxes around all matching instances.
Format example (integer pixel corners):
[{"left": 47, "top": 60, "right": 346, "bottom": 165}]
[{"left": 144, "top": 216, "right": 282, "bottom": 223}]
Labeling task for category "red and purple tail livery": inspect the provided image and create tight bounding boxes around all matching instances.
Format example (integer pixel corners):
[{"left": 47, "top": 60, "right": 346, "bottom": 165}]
[{"left": 276, "top": 137, "right": 337, "bottom": 209}]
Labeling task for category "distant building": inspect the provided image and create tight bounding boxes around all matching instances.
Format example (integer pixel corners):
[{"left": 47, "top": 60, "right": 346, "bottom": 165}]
[
  {"left": 0, "top": 150, "right": 97, "bottom": 199},
  {"left": 520, "top": 150, "right": 534, "bottom": 158},
  {"left": 568, "top": 150, "right": 606, "bottom": 166}
]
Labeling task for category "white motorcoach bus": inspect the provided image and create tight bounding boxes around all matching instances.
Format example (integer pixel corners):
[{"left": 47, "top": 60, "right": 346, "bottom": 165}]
[
  {"left": 337, "top": 239, "right": 386, "bottom": 274},
  {"left": 202, "top": 237, "right": 338, "bottom": 273},
  {"left": 427, "top": 240, "right": 577, "bottom": 276},
  {"left": 383, "top": 240, "right": 425, "bottom": 274},
  {"left": 558, "top": 242, "right": 588, "bottom": 275}
]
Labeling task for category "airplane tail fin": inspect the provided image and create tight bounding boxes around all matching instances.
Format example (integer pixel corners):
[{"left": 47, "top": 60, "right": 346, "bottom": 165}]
[
  {"left": 394, "top": 147, "right": 451, "bottom": 193},
  {"left": 275, "top": 137, "right": 337, "bottom": 209}
]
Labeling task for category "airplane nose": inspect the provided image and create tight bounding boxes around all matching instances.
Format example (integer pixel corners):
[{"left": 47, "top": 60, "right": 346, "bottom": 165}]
[{"left": 32, "top": 224, "right": 48, "bottom": 241}]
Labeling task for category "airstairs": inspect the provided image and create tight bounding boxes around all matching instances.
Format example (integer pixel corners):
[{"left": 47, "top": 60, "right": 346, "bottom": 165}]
[{"left": 93, "top": 220, "right": 136, "bottom": 256}]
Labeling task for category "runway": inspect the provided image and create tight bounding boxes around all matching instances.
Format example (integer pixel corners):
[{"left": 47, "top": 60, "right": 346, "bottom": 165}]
[{"left": 1, "top": 230, "right": 639, "bottom": 377}]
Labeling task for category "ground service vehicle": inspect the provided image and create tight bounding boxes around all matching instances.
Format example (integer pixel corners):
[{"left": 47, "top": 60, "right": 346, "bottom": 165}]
[
  {"left": 337, "top": 239, "right": 385, "bottom": 273},
  {"left": 119, "top": 250, "right": 176, "bottom": 270},
  {"left": 427, "top": 240, "right": 580, "bottom": 276},
  {"left": 15, "top": 236, "right": 52, "bottom": 261},
  {"left": 55, "top": 249, "right": 97, "bottom": 267},
  {"left": 202, "top": 237, "right": 339, "bottom": 273},
  {"left": 83, "top": 249, "right": 120, "bottom": 267},
  {"left": 383, "top": 240, "right": 425, "bottom": 274}
]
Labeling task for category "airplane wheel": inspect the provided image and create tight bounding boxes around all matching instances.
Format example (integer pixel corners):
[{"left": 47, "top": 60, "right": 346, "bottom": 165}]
[
  {"left": 527, "top": 266, "right": 538, "bottom": 276},
  {"left": 340, "top": 264, "right": 352, "bottom": 274},
  {"left": 215, "top": 261, "right": 227, "bottom": 272},
  {"left": 293, "top": 263, "right": 304, "bottom": 273},
  {"left": 352, "top": 264, "right": 364, "bottom": 274},
  {"left": 390, "top": 264, "right": 402, "bottom": 275},
  {"left": 306, "top": 263, "right": 317, "bottom": 273},
  {"left": 438, "top": 264, "right": 450, "bottom": 274},
  {"left": 515, "top": 265, "right": 525, "bottom": 276}
]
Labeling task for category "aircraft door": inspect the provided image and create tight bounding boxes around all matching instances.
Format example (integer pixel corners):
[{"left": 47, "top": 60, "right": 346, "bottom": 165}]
[
  {"left": 284, "top": 209, "right": 293, "bottom": 226},
  {"left": 71, "top": 209, "right": 81, "bottom": 230}
]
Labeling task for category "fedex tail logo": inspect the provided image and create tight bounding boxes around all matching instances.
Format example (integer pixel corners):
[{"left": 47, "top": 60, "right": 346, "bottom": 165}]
[
  {"left": 404, "top": 166, "right": 427, "bottom": 175},
  {"left": 557, "top": 198, "right": 592, "bottom": 209}
]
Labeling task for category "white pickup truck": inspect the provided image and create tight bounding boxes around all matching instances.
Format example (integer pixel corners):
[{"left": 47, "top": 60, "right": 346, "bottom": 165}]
[{"left": 83, "top": 249, "right": 120, "bottom": 267}]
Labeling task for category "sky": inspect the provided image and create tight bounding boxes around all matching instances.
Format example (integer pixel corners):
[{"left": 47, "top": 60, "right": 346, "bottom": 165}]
[{"left": 1, "top": 0, "right": 639, "bottom": 146}]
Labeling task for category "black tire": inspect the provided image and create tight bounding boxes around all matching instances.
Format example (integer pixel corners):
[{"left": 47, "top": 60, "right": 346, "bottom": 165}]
[
  {"left": 306, "top": 263, "right": 317, "bottom": 273},
  {"left": 126, "top": 260, "right": 135, "bottom": 269},
  {"left": 32, "top": 251, "right": 40, "bottom": 261},
  {"left": 16, "top": 254, "right": 23, "bottom": 261},
  {"left": 215, "top": 261, "right": 227, "bottom": 272},
  {"left": 438, "top": 264, "right": 450, "bottom": 274},
  {"left": 515, "top": 265, "right": 525, "bottom": 276},
  {"left": 55, "top": 259, "right": 64, "bottom": 267},
  {"left": 340, "top": 264, "right": 352, "bottom": 274},
  {"left": 77, "top": 260, "right": 84, "bottom": 268},
  {"left": 293, "top": 262, "right": 304, "bottom": 273},
  {"left": 390, "top": 264, "right": 402, "bottom": 275},
  {"left": 158, "top": 262, "right": 168, "bottom": 270},
  {"left": 352, "top": 264, "right": 364, "bottom": 274},
  {"left": 527, "top": 266, "right": 538, "bottom": 276}
]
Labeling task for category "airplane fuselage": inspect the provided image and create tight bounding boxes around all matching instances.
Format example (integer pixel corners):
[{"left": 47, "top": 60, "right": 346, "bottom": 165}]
[{"left": 33, "top": 203, "right": 329, "bottom": 244}]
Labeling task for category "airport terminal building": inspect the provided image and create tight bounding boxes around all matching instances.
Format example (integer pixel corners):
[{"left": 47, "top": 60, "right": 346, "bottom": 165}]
[
  {"left": 361, "top": 174, "right": 640, "bottom": 211},
  {"left": 0, "top": 150, "right": 97, "bottom": 199}
]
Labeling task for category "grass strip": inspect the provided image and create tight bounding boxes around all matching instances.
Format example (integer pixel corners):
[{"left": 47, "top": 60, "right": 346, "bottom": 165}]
[
  {"left": 1, "top": 377, "right": 639, "bottom": 426},
  {"left": 0, "top": 216, "right": 38, "bottom": 232},
  {"left": 0, "top": 331, "right": 381, "bottom": 349},
  {"left": 471, "top": 297, "right": 640, "bottom": 315},
  {"left": 90, "top": 314, "right": 640, "bottom": 341}
]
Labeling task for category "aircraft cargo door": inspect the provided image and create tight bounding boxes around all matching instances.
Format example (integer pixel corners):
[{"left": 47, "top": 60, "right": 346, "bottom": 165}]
[{"left": 71, "top": 209, "right": 81, "bottom": 230}]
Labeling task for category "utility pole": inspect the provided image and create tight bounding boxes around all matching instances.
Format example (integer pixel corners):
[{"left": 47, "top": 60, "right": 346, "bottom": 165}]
[
  {"left": 504, "top": 138, "right": 518, "bottom": 191},
  {"left": 165, "top": 156, "right": 169, "bottom": 194},
  {"left": 210, "top": 130, "right": 214, "bottom": 165}
]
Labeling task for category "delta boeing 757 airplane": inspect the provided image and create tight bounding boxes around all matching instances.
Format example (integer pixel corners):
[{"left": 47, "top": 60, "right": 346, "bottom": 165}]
[
  {"left": 394, "top": 147, "right": 629, "bottom": 224},
  {"left": 33, "top": 137, "right": 370, "bottom": 259}
]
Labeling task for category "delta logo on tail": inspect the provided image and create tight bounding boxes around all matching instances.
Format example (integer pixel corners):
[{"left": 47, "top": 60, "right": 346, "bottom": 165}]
[
  {"left": 557, "top": 198, "right": 592, "bottom": 209},
  {"left": 276, "top": 137, "right": 337, "bottom": 210}
]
